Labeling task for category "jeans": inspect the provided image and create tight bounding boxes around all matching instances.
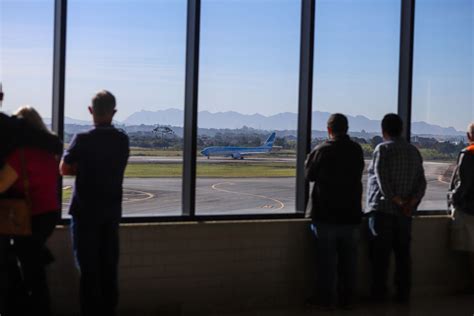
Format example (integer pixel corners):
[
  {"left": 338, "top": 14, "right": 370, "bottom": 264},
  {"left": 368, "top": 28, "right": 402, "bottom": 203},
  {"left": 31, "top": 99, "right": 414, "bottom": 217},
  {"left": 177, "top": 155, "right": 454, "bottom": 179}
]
[
  {"left": 71, "top": 217, "right": 120, "bottom": 316},
  {"left": 367, "top": 212, "right": 412, "bottom": 300},
  {"left": 10, "top": 211, "right": 59, "bottom": 316},
  {"left": 312, "top": 222, "right": 359, "bottom": 306}
]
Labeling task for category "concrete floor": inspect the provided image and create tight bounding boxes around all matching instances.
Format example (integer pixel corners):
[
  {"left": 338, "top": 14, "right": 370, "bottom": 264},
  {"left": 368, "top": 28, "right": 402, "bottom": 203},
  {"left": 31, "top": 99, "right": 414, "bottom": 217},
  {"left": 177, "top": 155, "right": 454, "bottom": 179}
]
[{"left": 213, "top": 294, "right": 474, "bottom": 316}]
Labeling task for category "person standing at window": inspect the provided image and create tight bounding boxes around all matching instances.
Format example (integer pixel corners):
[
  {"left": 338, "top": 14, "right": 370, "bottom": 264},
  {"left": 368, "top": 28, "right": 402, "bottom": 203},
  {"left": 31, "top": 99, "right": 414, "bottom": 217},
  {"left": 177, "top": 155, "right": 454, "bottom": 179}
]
[
  {"left": 449, "top": 123, "right": 474, "bottom": 288},
  {"left": 60, "top": 90, "right": 129, "bottom": 316},
  {"left": 0, "top": 86, "right": 62, "bottom": 316},
  {"left": 0, "top": 106, "right": 61, "bottom": 316},
  {"left": 0, "top": 84, "right": 63, "bottom": 168},
  {"left": 365, "top": 113, "right": 426, "bottom": 304},
  {"left": 305, "top": 113, "right": 365, "bottom": 310}
]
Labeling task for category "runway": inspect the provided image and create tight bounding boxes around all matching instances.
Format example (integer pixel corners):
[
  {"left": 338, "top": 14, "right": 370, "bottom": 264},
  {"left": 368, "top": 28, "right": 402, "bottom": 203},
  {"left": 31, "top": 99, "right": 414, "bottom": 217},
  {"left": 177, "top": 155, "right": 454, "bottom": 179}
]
[
  {"left": 129, "top": 156, "right": 296, "bottom": 164},
  {"left": 62, "top": 161, "right": 452, "bottom": 217}
]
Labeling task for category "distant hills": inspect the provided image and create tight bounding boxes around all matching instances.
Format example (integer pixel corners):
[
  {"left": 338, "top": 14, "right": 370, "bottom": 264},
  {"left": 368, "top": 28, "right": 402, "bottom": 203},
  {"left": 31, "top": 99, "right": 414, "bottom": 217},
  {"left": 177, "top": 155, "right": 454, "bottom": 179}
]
[
  {"left": 44, "top": 117, "right": 91, "bottom": 125},
  {"left": 121, "top": 109, "right": 464, "bottom": 136},
  {"left": 48, "top": 109, "right": 463, "bottom": 137}
]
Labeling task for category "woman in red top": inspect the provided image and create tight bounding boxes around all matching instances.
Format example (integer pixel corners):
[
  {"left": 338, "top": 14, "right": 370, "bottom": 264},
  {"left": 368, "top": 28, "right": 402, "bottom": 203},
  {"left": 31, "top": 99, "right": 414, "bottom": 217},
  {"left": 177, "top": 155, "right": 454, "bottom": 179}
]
[{"left": 0, "top": 106, "right": 61, "bottom": 316}]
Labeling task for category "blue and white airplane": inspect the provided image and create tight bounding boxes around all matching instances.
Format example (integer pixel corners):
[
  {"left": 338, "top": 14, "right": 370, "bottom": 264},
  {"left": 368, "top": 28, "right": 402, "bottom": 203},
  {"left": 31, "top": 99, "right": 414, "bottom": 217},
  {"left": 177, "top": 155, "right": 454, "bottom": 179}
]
[{"left": 200, "top": 132, "right": 276, "bottom": 159}]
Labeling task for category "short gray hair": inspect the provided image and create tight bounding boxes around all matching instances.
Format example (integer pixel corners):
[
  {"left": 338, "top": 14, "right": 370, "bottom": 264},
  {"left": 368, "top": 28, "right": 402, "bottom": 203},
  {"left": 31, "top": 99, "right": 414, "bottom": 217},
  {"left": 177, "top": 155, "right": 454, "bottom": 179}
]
[
  {"left": 92, "top": 90, "right": 116, "bottom": 117},
  {"left": 327, "top": 113, "right": 348, "bottom": 136},
  {"left": 468, "top": 123, "right": 474, "bottom": 138}
]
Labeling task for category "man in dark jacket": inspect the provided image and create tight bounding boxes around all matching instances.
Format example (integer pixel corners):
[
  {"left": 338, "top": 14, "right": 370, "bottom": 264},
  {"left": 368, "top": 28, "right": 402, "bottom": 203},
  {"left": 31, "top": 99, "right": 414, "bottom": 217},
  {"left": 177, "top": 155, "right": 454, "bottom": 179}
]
[
  {"left": 61, "top": 90, "right": 129, "bottom": 316},
  {"left": 305, "top": 113, "right": 364, "bottom": 310}
]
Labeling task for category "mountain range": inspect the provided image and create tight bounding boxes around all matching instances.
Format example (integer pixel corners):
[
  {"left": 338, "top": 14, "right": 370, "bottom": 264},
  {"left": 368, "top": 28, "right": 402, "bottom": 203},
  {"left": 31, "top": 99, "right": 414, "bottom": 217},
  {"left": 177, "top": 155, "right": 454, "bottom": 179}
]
[
  {"left": 44, "top": 109, "right": 463, "bottom": 136},
  {"left": 44, "top": 117, "right": 91, "bottom": 126},
  {"left": 121, "top": 109, "right": 464, "bottom": 136}
]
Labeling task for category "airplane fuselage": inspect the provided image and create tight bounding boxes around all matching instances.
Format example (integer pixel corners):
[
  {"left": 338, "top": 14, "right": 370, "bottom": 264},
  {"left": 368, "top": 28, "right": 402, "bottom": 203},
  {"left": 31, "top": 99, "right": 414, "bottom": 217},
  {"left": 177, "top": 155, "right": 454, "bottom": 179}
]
[
  {"left": 200, "top": 146, "right": 272, "bottom": 159},
  {"left": 200, "top": 132, "right": 276, "bottom": 159}
]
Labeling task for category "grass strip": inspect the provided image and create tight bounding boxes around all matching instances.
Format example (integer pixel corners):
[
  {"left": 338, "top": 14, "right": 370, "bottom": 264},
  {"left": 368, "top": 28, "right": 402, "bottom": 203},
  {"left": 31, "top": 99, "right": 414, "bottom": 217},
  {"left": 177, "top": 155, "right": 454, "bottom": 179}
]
[{"left": 125, "top": 162, "right": 295, "bottom": 178}]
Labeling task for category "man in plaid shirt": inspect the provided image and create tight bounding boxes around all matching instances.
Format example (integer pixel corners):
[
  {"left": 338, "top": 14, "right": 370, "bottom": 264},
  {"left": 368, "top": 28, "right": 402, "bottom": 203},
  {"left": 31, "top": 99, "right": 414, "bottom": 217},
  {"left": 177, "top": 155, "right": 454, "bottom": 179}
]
[{"left": 365, "top": 113, "right": 426, "bottom": 303}]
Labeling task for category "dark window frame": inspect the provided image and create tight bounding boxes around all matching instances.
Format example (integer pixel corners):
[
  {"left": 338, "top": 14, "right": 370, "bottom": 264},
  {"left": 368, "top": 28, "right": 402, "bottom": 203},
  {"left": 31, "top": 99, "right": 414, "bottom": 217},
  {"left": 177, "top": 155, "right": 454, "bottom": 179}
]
[{"left": 52, "top": 0, "right": 443, "bottom": 223}]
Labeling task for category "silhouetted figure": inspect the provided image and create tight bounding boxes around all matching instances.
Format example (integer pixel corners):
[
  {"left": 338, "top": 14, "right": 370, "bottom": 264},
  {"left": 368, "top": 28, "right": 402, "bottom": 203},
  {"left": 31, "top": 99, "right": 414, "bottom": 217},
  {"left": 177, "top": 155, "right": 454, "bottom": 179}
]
[
  {"left": 0, "top": 88, "right": 62, "bottom": 316},
  {"left": 365, "top": 113, "right": 426, "bottom": 303},
  {"left": 449, "top": 123, "right": 474, "bottom": 289},
  {"left": 305, "top": 113, "right": 364, "bottom": 310},
  {"left": 61, "top": 90, "right": 129, "bottom": 316},
  {"left": 0, "top": 88, "right": 62, "bottom": 168},
  {"left": 0, "top": 106, "right": 60, "bottom": 316}
]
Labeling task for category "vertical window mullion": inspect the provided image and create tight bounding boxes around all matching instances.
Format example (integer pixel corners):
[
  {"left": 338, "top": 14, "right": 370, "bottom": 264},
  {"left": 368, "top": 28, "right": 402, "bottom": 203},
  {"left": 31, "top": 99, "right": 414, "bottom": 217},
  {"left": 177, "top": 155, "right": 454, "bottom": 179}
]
[
  {"left": 397, "top": 0, "right": 415, "bottom": 141},
  {"left": 52, "top": 0, "right": 67, "bottom": 208},
  {"left": 296, "top": 0, "right": 316, "bottom": 213},
  {"left": 182, "top": 0, "right": 201, "bottom": 217}
]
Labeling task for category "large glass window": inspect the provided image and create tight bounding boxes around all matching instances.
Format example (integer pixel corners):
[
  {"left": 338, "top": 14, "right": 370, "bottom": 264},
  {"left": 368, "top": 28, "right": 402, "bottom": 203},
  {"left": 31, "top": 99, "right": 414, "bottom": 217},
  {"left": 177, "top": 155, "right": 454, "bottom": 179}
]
[
  {"left": 312, "top": 0, "right": 401, "bottom": 208},
  {"left": 8, "top": 0, "right": 468, "bottom": 219},
  {"left": 412, "top": 0, "right": 473, "bottom": 211},
  {"left": 64, "top": 0, "right": 187, "bottom": 217},
  {"left": 196, "top": 0, "right": 301, "bottom": 215},
  {"left": 0, "top": 0, "right": 54, "bottom": 120}
]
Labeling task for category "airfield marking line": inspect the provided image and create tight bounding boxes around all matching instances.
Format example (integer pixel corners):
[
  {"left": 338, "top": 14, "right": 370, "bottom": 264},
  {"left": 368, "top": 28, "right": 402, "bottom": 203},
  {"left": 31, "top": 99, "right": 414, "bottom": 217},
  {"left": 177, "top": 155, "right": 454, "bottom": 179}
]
[
  {"left": 61, "top": 188, "right": 154, "bottom": 206},
  {"left": 437, "top": 175, "right": 450, "bottom": 185},
  {"left": 122, "top": 189, "right": 155, "bottom": 204},
  {"left": 211, "top": 182, "right": 285, "bottom": 210}
]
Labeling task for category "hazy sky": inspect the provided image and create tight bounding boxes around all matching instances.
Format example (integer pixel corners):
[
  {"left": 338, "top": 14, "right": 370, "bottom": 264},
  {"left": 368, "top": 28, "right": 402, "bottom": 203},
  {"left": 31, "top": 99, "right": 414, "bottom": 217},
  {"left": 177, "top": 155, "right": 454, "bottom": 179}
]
[{"left": 0, "top": 0, "right": 472, "bottom": 130}]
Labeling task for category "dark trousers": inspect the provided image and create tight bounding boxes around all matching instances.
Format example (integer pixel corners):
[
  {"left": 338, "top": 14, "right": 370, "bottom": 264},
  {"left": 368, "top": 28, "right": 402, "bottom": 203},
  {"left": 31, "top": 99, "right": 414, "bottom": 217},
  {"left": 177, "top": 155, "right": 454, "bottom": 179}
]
[
  {"left": 312, "top": 223, "right": 359, "bottom": 306},
  {"left": 0, "top": 236, "right": 9, "bottom": 315},
  {"left": 11, "top": 211, "right": 59, "bottom": 316},
  {"left": 367, "top": 212, "right": 412, "bottom": 300},
  {"left": 72, "top": 217, "right": 120, "bottom": 316}
]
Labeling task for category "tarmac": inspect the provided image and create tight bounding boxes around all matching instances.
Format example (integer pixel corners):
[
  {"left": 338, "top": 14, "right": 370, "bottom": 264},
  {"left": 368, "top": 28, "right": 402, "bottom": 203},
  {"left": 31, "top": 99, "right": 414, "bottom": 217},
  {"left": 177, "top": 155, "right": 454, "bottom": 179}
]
[{"left": 62, "top": 159, "right": 452, "bottom": 216}]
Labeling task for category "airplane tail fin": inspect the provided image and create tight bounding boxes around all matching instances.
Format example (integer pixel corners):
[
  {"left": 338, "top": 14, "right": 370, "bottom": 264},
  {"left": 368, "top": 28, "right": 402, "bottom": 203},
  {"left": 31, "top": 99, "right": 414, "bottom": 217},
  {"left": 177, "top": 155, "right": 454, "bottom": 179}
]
[{"left": 263, "top": 132, "right": 276, "bottom": 148}]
